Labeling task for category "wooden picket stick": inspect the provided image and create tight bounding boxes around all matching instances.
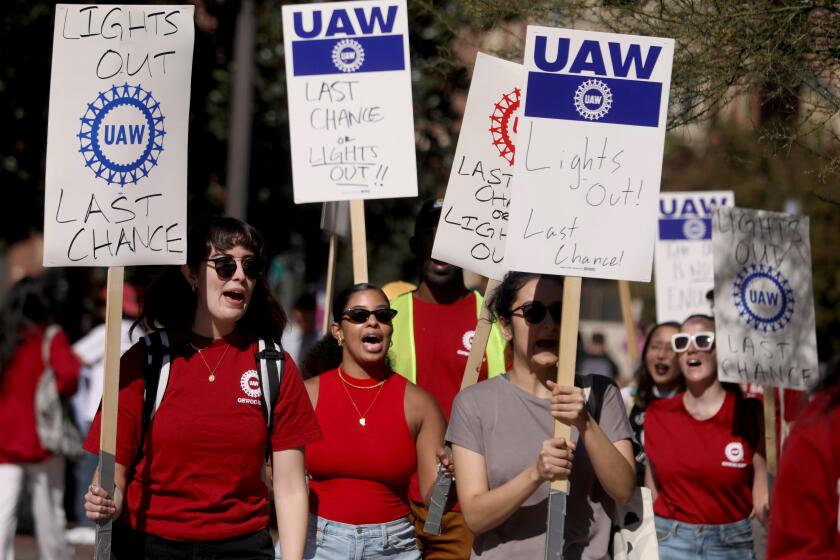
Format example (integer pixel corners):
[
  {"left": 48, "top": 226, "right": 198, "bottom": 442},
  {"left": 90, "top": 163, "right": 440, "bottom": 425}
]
[
  {"left": 350, "top": 199, "right": 368, "bottom": 283},
  {"left": 323, "top": 233, "right": 337, "bottom": 335},
  {"left": 553, "top": 276, "right": 582, "bottom": 492},
  {"left": 763, "top": 385, "right": 777, "bottom": 476},
  {"left": 618, "top": 280, "right": 638, "bottom": 365},
  {"left": 461, "top": 279, "right": 502, "bottom": 389},
  {"left": 94, "top": 266, "right": 124, "bottom": 560}
]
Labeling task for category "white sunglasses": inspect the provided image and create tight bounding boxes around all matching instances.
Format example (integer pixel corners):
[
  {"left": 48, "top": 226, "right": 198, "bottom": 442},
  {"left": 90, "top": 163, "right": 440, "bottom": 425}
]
[{"left": 671, "top": 332, "right": 715, "bottom": 353}]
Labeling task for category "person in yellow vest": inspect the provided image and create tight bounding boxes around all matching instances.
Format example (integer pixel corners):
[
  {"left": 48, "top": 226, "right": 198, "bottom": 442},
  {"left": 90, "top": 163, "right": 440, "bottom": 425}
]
[{"left": 388, "top": 199, "right": 506, "bottom": 559}]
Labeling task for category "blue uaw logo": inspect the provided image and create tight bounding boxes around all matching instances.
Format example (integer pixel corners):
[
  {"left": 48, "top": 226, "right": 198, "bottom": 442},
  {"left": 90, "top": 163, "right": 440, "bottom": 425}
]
[
  {"left": 682, "top": 218, "right": 707, "bottom": 240},
  {"left": 332, "top": 39, "right": 365, "bottom": 73},
  {"left": 573, "top": 79, "right": 613, "bottom": 121},
  {"left": 78, "top": 83, "right": 165, "bottom": 187},
  {"left": 733, "top": 264, "right": 795, "bottom": 332}
]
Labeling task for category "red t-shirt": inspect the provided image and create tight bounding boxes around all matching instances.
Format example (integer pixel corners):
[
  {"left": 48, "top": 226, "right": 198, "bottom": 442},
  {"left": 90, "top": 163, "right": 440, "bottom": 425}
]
[
  {"left": 306, "top": 369, "right": 416, "bottom": 524},
  {"left": 767, "top": 386, "right": 840, "bottom": 559},
  {"left": 0, "top": 326, "right": 80, "bottom": 464},
  {"left": 84, "top": 330, "right": 322, "bottom": 541},
  {"left": 645, "top": 392, "right": 762, "bottom": 524}
]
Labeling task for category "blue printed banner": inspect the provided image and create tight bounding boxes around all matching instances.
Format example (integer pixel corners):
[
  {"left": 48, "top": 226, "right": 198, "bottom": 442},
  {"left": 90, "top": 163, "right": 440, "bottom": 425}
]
[
  {"left": 523, "top": 72, "right": 662, "bottom": 128},
  {"left": 658, "top": 217, "right": 712, "bottom": 240},
  {"left": 292, "top": 35, "right": 405, "bottom": 76}
]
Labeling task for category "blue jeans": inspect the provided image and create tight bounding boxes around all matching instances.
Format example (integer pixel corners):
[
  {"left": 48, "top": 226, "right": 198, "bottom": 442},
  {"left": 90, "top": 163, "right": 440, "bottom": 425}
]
[
  {"left": 299, "top": 515, "right": 419, "bottom": 560},
  {"left": 655, "top": 516, "right": 756, "bottom": 560}
]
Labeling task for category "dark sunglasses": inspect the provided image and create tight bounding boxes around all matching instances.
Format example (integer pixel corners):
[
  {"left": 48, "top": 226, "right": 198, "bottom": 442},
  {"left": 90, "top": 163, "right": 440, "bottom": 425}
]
[
  {"left": 342, "top": 307, "right": 398, "bottom": 324},
  {"left": 671, "top": 332, "right": 715, "bottom": 353},
  {"left": 511, "top": 301, "right": 562, "bottom": 324},
  {"left": 204, "top": 255, "right": 265, "bottom": 280}
]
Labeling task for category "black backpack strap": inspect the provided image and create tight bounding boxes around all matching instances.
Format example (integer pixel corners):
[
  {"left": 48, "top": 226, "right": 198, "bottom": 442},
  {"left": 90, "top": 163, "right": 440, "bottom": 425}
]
[
  {"left": 141, "top": 331, "right": 171, "bottom": 438},
  {"left": 255, "top": 338, "right": 286, "bottom": 430},
  {"left": 577, "top": 373, "right": 614, "bottom": 423}
]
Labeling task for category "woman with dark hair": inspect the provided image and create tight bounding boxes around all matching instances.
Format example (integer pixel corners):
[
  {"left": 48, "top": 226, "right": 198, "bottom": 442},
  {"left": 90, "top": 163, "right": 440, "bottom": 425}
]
[
  {"left": 301, "top": 283, "right": 447, "bottom": 559},
  {"left": 645, "top": 314, "right": 768, "bottom": 559},
  {"left": 0, "top": 276, "right": 80, "bottom": 560},
  {"left": 447, "top": 272, "right": 635, "bottom": 559},
  {"left": 83, "top": 216, "right": 322, "bottom": 559},
  {"left": 626, "top": 321, "right": 682, "bottom": 485},
  {"left": 767, "top": 356, "right": 840, "bottom": 559}
]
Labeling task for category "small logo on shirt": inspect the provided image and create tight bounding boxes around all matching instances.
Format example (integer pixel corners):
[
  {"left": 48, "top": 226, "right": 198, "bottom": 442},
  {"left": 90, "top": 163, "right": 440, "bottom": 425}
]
[
  {"left": 457, "top": 330, "right": 475, "bottom": 357},
  {"left": 238, "top": 369, "right": 262, "bottom": 405},
  {"left": 721, "top": 442, "right": 747, "bottom": 468}
]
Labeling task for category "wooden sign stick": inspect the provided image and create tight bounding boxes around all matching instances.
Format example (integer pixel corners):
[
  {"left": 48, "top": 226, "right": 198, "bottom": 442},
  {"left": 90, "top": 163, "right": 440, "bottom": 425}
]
[
  {"left": 546, "top": 276, "right": 582, "bottom": 560},
  {"left": 424, "top": 278, "right": 501, "bottom": 535},
  {"left": 94, "top": 266, "right": 124, "bottom": 560},
  {"left": 618, "top": 280, "right": 638, "bottom": 365},
  {"left": 763, "top": 385, "right": 777, "bottom": 478},
  {"left": 350, "top": 199, "right": 368, "bottom": 283},
  {"left": 323, "top": 233, "right": 337, "bottom": 335}
]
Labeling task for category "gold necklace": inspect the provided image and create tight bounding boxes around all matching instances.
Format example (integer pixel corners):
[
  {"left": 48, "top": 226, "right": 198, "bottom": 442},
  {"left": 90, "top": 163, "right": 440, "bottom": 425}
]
[
  {"left": 337, "top": 367, "right": 385, "bottom": 389},
  {"left": 338, "top": 371, "right": 385, "bottom": 427},
  {"left": 190, "top": 342, "right": 231, "bottom": 383}
]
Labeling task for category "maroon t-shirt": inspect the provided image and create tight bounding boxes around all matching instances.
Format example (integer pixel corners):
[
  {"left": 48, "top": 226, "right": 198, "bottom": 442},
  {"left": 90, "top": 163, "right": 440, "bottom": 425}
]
[
  {"left": 84, "top": 330, "right": 322, "bottom": 541},
  {"left": 645, "top": 392, "right": 761, "bottom": 524}
]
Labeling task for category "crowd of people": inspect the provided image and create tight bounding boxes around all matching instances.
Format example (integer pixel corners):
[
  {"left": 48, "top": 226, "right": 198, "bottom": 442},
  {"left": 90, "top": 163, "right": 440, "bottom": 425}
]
[{"left": 0, "top": 204, "right": 837, "bottom": 560}]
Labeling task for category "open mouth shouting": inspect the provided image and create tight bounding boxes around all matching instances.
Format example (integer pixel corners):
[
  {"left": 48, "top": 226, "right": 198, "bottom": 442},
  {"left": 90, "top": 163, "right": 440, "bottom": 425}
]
[
  {"left": 223, "top": 288, "right": 247, "bottom": 306},
  {"left": 653, "top": 362, "right": 672, "bottom": 377},
  {"left": 361, "top": 331, "right": 384, "bottom": 354},
  {"left": 534, "top": 336, "right": 558, "bottom": 352}
]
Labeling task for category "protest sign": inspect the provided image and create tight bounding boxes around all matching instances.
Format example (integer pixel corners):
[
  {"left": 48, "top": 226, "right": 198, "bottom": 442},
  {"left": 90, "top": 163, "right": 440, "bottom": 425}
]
[
  {"left": 655, "top": 191, "right": 734, "bottom": 322},
  {"left": 432, "top": 53, "right": 522, "bottom": 280},
  {"left": 282, "top": 0, "right": 417, "bottom": 203},
  {"left": 43, "top": 5, "right": 194, "bottom": 267},
  {"left": 505, "top": 27, "right": 674, "bottom": 282},
  {"left": 712, "top": 207, "right": 819, "bottom": 390}
]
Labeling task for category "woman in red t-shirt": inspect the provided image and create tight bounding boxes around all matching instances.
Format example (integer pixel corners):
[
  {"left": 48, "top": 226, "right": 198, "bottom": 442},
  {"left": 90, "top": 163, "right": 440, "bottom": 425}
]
[
  {"left": 83, "top": 217, "right": 322, "bottom": 559},
  {"left": 303, "top": 283, "right": 447, "bottom": 559},
  {"left": 644, "top": 314, "right": 769, "bottom": 559}
]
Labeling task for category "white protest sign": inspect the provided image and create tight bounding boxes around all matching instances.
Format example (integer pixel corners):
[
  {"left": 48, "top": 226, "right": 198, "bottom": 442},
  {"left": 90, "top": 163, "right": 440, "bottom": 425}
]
[
  {"left": 505, "top": 27, "right": 673, "bottom": 281},
  {"left": 282, "top": 0, "right": 416, "bottom": 204},
  {"left": 655, "top": 191, "right": 734, "bottom": 322},
  {"left": 712, "top": 207, "right": 819, "bottom": 390},
  {"left": 432, "top": 53, "right": 521, "bottom": 281},
  {"left": 43, "top": 5, "right": 194, "bottom": 267}
]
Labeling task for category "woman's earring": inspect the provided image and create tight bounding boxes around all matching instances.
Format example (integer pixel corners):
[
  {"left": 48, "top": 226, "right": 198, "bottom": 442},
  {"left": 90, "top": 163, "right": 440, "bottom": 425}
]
[{"left": 337, "top": 337, "right": 344, "bottom": 347}]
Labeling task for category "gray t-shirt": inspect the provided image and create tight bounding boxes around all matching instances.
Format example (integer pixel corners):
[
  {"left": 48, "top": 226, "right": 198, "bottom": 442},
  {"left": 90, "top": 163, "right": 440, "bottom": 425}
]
[{"left": 447, "top": 375, "right": 633, "bottom": 560}]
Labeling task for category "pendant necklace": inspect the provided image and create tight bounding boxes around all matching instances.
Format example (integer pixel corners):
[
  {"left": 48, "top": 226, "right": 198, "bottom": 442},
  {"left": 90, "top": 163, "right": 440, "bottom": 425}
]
[
  {"left": 190, "top": 342, "right": 231, "bottom": 383},
  {"left": 338, "top": 367, "right": 385, "bottom": 426}
]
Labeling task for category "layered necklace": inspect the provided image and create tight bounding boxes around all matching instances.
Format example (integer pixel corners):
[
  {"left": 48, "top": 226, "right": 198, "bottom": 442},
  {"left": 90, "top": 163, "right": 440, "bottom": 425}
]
[
  {"left": 189, "top": 341, "right": 231, "bottom": 383},
  {"left": 337, "top": 367, "right": 385, "bottom": 427}
]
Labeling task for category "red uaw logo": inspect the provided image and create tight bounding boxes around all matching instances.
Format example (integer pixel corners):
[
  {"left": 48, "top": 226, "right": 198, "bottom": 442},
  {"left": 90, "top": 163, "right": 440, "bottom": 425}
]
[
  {"left": 490, "top": 88, "right": 520, "bottom": 166},
  {"left": 722, "top": 441, "right": 747, "bottom": 468},
  {"left": 457, "top": 330, "right": 475, "bottom": 358},
  {"left": 240, "top": 369, "right": 262, "bottom": 399}
]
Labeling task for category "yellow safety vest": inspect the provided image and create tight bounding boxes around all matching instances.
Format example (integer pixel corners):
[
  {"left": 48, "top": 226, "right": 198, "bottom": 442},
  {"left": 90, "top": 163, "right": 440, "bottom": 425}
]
[{"left": 388, "top": 291, "right": 507, "bottom": 384}]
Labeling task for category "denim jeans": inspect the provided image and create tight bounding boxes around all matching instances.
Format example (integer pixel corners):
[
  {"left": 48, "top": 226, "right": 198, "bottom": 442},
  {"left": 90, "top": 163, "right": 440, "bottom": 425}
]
[
  {"left": 301, "top": 515, "right": 419, "bottom": 560},
  {"left": 655, "top": 516, "right": 756, "bottom": 560}
]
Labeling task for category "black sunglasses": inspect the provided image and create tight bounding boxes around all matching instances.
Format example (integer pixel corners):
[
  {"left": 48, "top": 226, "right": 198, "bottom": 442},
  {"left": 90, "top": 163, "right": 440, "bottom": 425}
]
[
  {"left": 342, "top": 307, "right": 398, "bottom": 324},
  {"left": 204, "top": 255, "right": 265, "bottom": 280},
  {"left": 511, "top": 301, "right": 562, "bottom": 324}
]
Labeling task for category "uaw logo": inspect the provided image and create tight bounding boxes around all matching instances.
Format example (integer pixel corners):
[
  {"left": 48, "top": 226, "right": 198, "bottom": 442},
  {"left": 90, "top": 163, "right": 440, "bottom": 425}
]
[
  {"left": 238, "top": 369, "right": 262, "bottom": 406},
  {"left": 733, "top": 264, "right": 795, "bottom": 333},
  {"left": 290, "top": 5, "right": 405, "bottom": 77},
  {"left": 457, "top": 330, "right": 475, "bottom": 358},
  {"left": 490, "top": 88, "right": 520, "bottom": 166},
  {"left": 78, "top": 83, "right": 165, "bottom": 186},
  {"left": 658, "top": 195, "right": 730, "bottom": 241},
  {"left": 525, "top": 36, "right": 664, "bottom": 128},
  {"left": 722, "top": 441, "right": 747, "bottom": 468}
]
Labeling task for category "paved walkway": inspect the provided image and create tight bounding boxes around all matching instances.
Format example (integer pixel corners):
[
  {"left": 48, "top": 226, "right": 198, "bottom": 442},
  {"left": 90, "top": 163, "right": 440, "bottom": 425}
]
[{"left": 13, "top": 534, "right": 94, "bottom": 560}]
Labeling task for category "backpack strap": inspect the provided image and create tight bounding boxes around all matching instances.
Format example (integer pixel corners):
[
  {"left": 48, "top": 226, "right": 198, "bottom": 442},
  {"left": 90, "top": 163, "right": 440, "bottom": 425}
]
[
  {"left": 578, "top": 373, "right": 614, "bottom": 422},
  {"left": 141, "top": 331, "right": 171, "bottom": 436},
  {"left": 255, "top": 339, "right": 285, "bottom": 428},
  {"left": 42, "top": 325, "right": 62, "bottom": 369}
]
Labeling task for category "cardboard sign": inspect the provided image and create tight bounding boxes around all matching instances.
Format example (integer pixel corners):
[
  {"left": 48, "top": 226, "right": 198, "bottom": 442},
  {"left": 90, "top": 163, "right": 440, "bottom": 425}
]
[
  {"left": 712, "top": 207, "right": 819, "bottom": 390},
  {"left": 282, "top": 0, "right": 417, "bottom": 203},
  {"left": 432, "top": 53, "right": 521, "bottom": 280},
  {"left": 43, "top": 5, "right": 194, "bottom": 267},
  {"left": 655, "top": 191, "right": 734, "bottom": 322},
  {"left": 505, "top": 27, "right": 674, "bottom": 281}
]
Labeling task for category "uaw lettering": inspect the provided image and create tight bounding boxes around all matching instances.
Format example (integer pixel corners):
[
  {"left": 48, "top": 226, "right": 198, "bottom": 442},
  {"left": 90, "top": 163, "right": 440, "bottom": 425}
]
[
  {"left": 733, "top": 264, "right": 794, "bottom": 333},
  {"left": 524, "top": 36, "right": 664, "bottom": 127},
  {"left": 659, "top": 193, "right": 730, "bottom": 241},
  {"left": 291, "top": 5, "right": 405, "bottom": 76},
  {"left": 79, "top": 83, "right": 165, "bottom": 186}
]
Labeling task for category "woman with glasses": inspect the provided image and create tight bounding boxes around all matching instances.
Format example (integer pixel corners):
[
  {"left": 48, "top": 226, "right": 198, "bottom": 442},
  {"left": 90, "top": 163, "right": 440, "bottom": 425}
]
[
  {"left": 447, "top": 272, "right": 635, "bottom": 559},
  {"left": 644, "top": 314, "right": 768, "bottom": 559},
  {"left": 301, "top": 283, "right": 448, "bottom": 559},
  {"left": 83, "top": 216, "right": 322, "bottom": 559}
]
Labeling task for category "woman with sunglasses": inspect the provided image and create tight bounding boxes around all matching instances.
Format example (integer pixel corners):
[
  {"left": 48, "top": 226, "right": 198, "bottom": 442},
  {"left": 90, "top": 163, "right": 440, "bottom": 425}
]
[
  {"left": 626, "top": 321, "right": 683, "bottom": 486},
  {"left": 644, "top": 314, "right": 768, "bottom": 559},
  {"left": 301, "top": 283, "right": 448, "bottom": 559},
  {"left": 82, "top": 216, "right": 322, "bottom": 559},
  {"left": 447, "top": 272, "right": 635, "bottom": 559}
]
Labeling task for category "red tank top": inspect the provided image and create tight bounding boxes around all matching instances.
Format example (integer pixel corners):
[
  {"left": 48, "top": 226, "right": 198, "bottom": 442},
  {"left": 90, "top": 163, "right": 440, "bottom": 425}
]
[{"left": 306, "top": 369, "right": 417, "bottom": 524}]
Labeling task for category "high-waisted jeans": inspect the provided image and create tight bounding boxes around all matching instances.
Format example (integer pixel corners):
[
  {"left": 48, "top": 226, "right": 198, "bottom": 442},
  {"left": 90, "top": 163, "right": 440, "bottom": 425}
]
[
  {"left": 655, "top": 516, "right": 756, "bottom": 560},
  {"left": 301, "top": 515, "right": 419, "bottom": 560}
]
